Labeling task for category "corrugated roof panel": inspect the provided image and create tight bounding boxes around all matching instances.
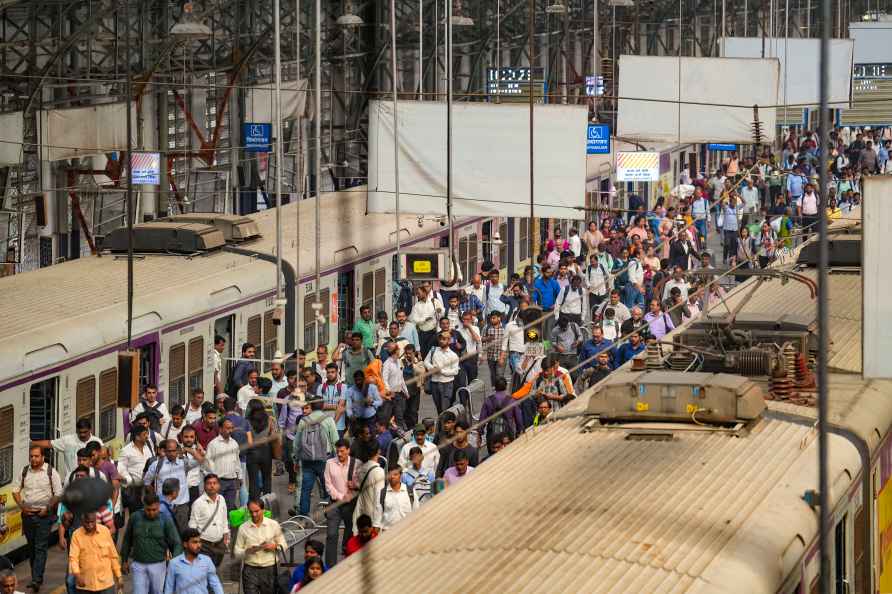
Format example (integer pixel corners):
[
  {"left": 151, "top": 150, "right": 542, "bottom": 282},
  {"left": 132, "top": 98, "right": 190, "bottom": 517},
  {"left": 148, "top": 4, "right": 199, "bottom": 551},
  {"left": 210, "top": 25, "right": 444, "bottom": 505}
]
[{"left": 313, "top": 416, "right": 825, "bottom": 594}]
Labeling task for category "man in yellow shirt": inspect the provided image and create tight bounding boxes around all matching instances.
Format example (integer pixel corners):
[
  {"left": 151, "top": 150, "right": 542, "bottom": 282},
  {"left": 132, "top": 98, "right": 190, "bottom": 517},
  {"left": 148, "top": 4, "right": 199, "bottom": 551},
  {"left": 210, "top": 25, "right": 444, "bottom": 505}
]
[
  {"left": 234, "top": 499, "right": 287, "bottom": 594},
  {"left": 68, "top": 512, "right": 122, "bottom": 594}
]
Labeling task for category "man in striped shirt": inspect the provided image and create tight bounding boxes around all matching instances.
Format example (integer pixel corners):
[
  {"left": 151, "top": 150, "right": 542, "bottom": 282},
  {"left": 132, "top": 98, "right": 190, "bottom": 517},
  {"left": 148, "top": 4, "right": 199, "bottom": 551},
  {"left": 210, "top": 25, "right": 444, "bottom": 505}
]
[{"left": 481, "top": 311, "right": 506, "bottom": 386}]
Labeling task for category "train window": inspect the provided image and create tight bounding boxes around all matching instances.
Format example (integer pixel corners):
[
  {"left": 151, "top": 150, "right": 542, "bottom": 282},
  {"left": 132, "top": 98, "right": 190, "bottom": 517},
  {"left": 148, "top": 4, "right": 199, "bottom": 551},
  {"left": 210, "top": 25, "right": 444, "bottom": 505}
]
[
  {"left": 247, "top": 315, "right": 262, "bottom": 351},
  {"left": 374, "top": 268, "right": 387, "bottom": 315},
  {"left": 459, "top": 235, "right": 478, "bottom": 282},
  {"left": 519, "top": 218, "right": 529, "bottom": 261},
  {"left": 0, "top": 406, "right": 11, "bottom": 486},
  {"left": 188, "top": 337, "right": 204, "bottom": 392},
  {"left": 499, "top": 222, "right": 508, "bottom": 266},
  {"left": 482, "top": 222, "right": 492, "bottom": 263},
  {"left": 361, "top": 271, "right": 374, "bottom": 311},
  {"left": 317, "top": 289, "right": 331, "bottom": 347},
  {"left": 262, "top": 311, "right": 277, "bottom": 372},
  {"left": 854, "top": 505, "right": 865, "bottom": 594},
  {"left": 75, "top": 375, "right": 96, "bottom": 430},
  {"left": 168, "top": 342, "right": 186, "bottom": 409},
  {"left": 303, "top": 295, "right": 318, "bottom": 351},
  {"left": 98, "top": 368, "right": 117, "bottom": 441}
]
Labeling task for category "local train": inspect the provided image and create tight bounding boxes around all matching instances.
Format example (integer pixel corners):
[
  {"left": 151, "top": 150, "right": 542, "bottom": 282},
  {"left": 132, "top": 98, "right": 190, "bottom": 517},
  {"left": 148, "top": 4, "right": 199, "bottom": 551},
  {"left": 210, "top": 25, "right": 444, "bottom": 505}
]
[
  {"left": 0, "top": 185, "right": 544, "bottom": 554},
  {"left": 312, "top": 212, "right": 892, "bottom": 594}
]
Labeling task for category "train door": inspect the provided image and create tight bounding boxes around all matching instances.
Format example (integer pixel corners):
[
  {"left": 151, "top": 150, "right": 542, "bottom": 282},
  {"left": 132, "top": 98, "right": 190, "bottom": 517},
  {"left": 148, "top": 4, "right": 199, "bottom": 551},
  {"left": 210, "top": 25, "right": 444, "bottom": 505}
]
[
  {"left": 833, "top": 514, "right": 847, "bottom": 594},
  {"left": 354, "top": 257, "right": 388, "bottom": 321},
  {"left": 29, "top": 378, "right": 58, "bottom": 465},
  {"left": 482, "top": 221, "right": 493, "bottom": 269},
  {"left": 337, "top": 271, "right": 354, "bottom": 342},
  {"left": 138, "top": 342, "right": 156, "bottom": 392}
]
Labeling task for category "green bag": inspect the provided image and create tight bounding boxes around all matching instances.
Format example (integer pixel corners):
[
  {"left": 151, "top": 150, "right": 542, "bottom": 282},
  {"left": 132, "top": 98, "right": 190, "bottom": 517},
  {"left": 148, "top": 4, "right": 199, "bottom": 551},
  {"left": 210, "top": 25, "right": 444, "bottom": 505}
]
[{"left": 228, "top": 506, "right": 272, "bottom": 528}]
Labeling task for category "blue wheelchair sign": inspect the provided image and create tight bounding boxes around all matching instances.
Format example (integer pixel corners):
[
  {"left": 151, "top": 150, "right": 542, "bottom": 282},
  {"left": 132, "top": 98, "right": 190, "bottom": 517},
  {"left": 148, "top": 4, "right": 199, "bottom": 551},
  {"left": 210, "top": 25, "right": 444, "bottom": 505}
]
[{"left": 587, "top": 124, "right": 610, "bottom": 155}]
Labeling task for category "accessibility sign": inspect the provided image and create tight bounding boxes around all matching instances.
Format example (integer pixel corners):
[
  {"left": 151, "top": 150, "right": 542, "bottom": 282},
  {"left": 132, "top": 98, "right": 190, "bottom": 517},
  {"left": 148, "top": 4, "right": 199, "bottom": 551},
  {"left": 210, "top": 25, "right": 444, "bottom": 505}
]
[
  {"left": 243, "top": 123, "right": 272, "bottom": 153},
  {"left": 587, "top": 123, "right": 610, "bottom": 155},
  {"left": 707, "top": 143, "right": 737, "bottom": 152}
]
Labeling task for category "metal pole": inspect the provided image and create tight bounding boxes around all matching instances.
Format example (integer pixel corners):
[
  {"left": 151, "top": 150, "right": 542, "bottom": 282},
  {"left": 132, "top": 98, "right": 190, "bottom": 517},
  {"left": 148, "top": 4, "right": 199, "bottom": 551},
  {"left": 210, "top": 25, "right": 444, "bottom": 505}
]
[
  {"left": 745, "top": 0, "right": 749, "bottom": 35},
  {"left": 314, "top": 0, "right": 321, "bottom": 307},
  {"left": 784, "top": 0, "right": 789, "bottom": 127},
  {"left": 721, "top": 0, "right": 726, "bottom": 54},
  {"left": 125, "top": 0, "right": 134, "bottom": 348},
  {"left": 593, "top": 0, "right": 598, "bottom": 80},
  {"left": 447, "top": 0, "right": 456, "bottom": 278},
  {"left": 434, "top": 0, "right": 439, "bottom": 99},
  {"left": 817, "top": 0, "right": 831, "bottom": 587},
  {"left": 391, "top": 0, "right": 401, "bottom": 271},
  {"left": 419, "top": 0, "right": 423, "bottom": 99},
  {"left": 295, "top": 0, "right": 302, "bottom": 350},
  {"left": 529, "top": 0, "right": 535, "bottom": 260},
  {"left": 274, "top": 0, "right": 284, "bottom": 305}
]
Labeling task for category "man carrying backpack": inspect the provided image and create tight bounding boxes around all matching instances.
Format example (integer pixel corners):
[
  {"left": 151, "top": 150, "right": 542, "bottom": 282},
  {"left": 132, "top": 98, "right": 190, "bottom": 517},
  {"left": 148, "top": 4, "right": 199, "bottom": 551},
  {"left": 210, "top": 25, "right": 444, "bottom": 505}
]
[
  {"left": 13, "top": 446, "right": 62, "bottom": 593},
  {"left": 478, "top": 377, "right": 522, "bottom": 454},
  {"left": 294, "top": 398, "right": 339, "bottom": 516},
  {"left": 130, "top": 384, "right": 169, "bottom": 433}
]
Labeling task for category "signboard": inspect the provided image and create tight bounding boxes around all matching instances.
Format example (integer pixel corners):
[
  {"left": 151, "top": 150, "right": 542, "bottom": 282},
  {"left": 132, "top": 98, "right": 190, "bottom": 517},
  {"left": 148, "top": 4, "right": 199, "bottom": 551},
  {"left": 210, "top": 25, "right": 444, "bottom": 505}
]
[
  {"left": 243, "top": 123, "right": 272, "bottom": 153},
  {"left": 615, "top": 151, "right": 659, "bottom": 182},
  {"left": 586, "top": 124, "right": 610, "bottom": 155},
  {"left": 585, "top": 75, "right": 606, "bottom": 97},
  {"left": 130, "top": 152, "right": 160, "bottom": 185},
  {"left": 707, "top": 143, "right": 738, "bottom": 152},
  {"left": 399, "top": 249, "right": 448, "bottom": 281}
]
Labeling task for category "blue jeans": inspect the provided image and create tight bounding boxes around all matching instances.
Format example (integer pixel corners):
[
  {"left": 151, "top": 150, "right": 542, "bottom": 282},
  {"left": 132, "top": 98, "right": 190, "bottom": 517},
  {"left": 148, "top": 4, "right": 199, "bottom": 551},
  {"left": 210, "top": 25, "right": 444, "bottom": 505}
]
[
  {"left": 22, "top": 514, "right": 53, "bottom": 585},
  {"left": 299, "top": 459, "right": 328, "bottom": 515},
  {"left": 132, "top": 561, "right": 166, "bottom": 594},
  {"left": 694, "top": 218, "right": 708, "bottom": 243}
]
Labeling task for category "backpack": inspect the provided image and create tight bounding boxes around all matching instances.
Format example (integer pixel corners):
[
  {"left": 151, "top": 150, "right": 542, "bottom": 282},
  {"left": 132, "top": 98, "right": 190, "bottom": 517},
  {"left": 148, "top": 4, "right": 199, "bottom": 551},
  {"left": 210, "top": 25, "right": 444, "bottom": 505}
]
[
  {"left": 600, "top": 319, "right": 620, "bottom": 340},
  {"left": 409, "top": 471, "right": 432, "bottom": 504},
  {"left": 485, "top": 394, "right": 515, "bottom": 440},
  {"left": 140, "top": 401, "right": 164, "bottom": 432},
  {"left": 20, "top": 463, "right": 56, "bottom": 499},
  {"left": 299, "top": 417, "right": 329, "bottom": 461}
]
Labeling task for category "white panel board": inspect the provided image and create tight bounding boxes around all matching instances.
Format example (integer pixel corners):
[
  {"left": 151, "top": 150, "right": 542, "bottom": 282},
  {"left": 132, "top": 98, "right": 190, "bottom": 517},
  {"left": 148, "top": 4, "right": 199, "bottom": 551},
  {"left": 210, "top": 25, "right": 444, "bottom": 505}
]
[
  {"left": 849, "top": 22, "right": 892, "bottom": 64},
  {"left": 722, "top": 37, "right": 853, "bottom": 106},
  {"left": 40, "top": 102, "right": 135, "bottom": 161},
  {"left": 617, "top": 56, "right": 779, "bottom": 145},
  {"left": 863, "top": 176, "right": 892, "bottom": 378},
  {"left": 245, "top": 79, "right": 310, "bottom": 123},
  {"left": 367, "top": 100, "right": 587, "bottom": 219},
  {"left": 0, "top": 111, "right": 23, "bottom": 166}
]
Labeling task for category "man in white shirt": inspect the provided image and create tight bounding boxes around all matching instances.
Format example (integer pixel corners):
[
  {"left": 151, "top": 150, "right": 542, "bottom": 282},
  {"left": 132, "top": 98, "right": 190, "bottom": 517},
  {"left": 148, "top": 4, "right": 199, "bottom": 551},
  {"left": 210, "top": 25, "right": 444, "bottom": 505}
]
[
  {"left": 177, "top": 425, "right": 207, "bottom": 503},
  {"left": 423, "top": 332, "right": 461, "bottom": 415},
  {"left": 568, "top": 227, "right": 582, "bottom": 260},
  {"left": 234, "top": 499, "right": 287, "bottom": 594},
  {"left": 463, "top": 274, "right": 485, "bottom": 306},
  {"left": 188, "top": 474, "right": 230, "bottom": 567},
  {"left": 131, "top": 384, "right": 170, "bottom": 431},
  {"left": 397, "top": 425, "right": 439, "bottom": 476},
  {"left": 378, "top": 466, "right": 415, "bottom": 530},
  {"left": 31, "top": 418, "right": 102, "bottom": 482},
  {"left": 409, "top": 285, "right": 444, "bottom": 357},
  {"left": 352, "top": 442, "right": 386, "bottom": 532},
  {"left": 483, "top": 269, "right": 509, "bottom": 320},
  {"left": 12, "top": 446, "right": 63, "bottom": 591},
  {"left": 213, "top": 335, "right": 226, "bottom": 395},
  {"left": 237, "top": 370, "right": 261, "bottom": 412},
  {"left": 183, "top": 389, "right": 205, "bottom": 425},
  {"left": 205, "top": 419, "right": 242, "bottom": 511},
  {"left": 661, "top": 266, "right": 691, "bottom": 302},
  {"left": 118, "top": 425, "right": 155, "bottom": 513},
  {"left": 456, "top": 311, "right": 481, "bottom": 383},
  {"left": 740, "top": 177, "right": 760, "bottom": 215},
  {"left": 381, "top": 341, "right": 409, "bottom": 430},
  {"left": 263, "top": 361, "right": 288, "bottom": 400},
  {"left": 556, "top": 275, "right": 585, "bottom": 325}
]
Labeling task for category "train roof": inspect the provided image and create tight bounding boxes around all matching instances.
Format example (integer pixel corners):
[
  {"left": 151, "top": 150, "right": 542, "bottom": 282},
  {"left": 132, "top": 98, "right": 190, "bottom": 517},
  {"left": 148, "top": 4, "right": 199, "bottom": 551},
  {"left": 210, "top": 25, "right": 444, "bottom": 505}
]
[
  {"left": 314, "top": 207, "right": 892, "bottom": 593},
  {"left": 0, "top": 187, "right": 450, "bottom": 384}
]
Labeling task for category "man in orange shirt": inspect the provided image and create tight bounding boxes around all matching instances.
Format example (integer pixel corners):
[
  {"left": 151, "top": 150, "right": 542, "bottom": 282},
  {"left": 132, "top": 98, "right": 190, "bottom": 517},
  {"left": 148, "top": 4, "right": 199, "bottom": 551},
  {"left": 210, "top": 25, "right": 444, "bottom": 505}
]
[{"left": 68, "top": 512, "right": 122, "bottom": 594}]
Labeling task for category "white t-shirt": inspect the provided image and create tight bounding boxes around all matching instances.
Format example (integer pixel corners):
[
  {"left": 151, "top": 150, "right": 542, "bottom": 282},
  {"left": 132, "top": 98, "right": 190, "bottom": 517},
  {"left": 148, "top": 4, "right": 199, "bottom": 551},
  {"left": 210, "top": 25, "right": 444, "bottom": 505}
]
[{"left": 51, "top": 434, "right": 103, "bottom": 480}]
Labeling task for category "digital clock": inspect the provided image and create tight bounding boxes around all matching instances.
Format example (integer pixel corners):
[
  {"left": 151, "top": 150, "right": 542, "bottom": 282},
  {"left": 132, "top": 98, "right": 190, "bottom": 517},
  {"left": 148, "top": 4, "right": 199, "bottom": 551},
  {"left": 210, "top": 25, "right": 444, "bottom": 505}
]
[
  {"left": 485, "top": 67, "right": 545, "bottom": 97},
  {"left": 853, "top": 63, "right": 892, "bottom": 80}
]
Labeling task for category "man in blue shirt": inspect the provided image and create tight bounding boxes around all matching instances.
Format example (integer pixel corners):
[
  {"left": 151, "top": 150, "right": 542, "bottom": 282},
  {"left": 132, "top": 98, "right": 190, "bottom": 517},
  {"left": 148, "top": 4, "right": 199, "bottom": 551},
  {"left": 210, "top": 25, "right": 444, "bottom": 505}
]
[
  {"left": 616, "top": 332, "right": 647, "bottom": 366},
  {"left": 578, "top": 326, "right": 614, "bottom": 371},
  {"left": 346, "top": 370, "right": 381, "bottom": 430},
  {"left": 164, "top": 528, "right": 224, "bottom": 594},
  {"left": 533, "top": 265, "right": 561, "bottom": 338},
  {"left": 785, "top": 165, "right": 806, "bottom": 208}
]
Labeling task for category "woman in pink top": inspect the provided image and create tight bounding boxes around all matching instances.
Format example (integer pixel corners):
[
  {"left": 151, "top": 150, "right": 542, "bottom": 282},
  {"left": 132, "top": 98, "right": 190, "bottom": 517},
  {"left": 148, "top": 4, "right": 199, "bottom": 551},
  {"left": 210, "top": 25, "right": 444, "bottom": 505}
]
[{"left": 545, "top": 240, "right": 560, "bottom": 268}]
